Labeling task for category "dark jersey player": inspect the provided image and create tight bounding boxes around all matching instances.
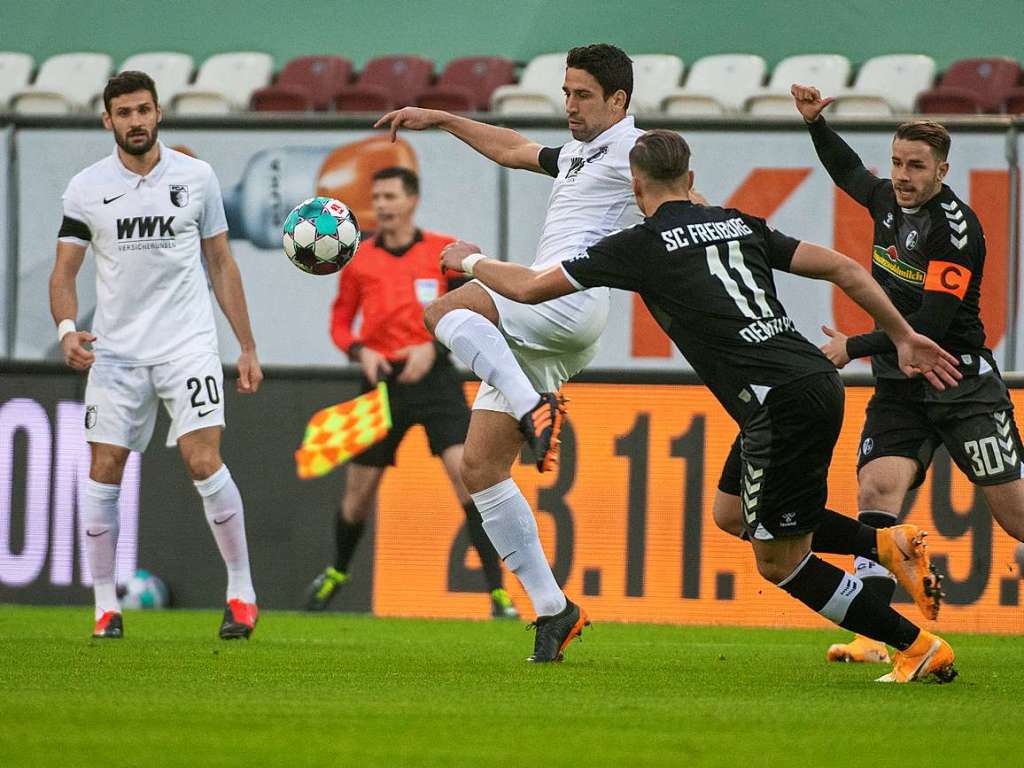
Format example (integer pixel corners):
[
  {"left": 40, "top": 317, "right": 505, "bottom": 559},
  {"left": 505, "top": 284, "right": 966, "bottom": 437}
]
[
  {"left": 438, "top": 129, "right": 963, "bottom": 684},
  {"left": 782, "top": 84, "right": 1024, "bottom": 666}
]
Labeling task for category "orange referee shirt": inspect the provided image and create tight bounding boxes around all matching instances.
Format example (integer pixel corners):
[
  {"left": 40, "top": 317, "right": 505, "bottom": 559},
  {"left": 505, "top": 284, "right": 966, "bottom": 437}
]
[{"left": 330, "top": 229, "right": 456, "bottom": 361}]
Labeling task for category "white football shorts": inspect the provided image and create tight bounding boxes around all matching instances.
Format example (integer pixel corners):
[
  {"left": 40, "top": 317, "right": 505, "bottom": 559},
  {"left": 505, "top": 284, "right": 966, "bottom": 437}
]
[
  {"left": 84, "top": 351, "right": 226, "bottom": 452},
  {"left": 473, "top": 282, "right": 609, "bottom": 415}
]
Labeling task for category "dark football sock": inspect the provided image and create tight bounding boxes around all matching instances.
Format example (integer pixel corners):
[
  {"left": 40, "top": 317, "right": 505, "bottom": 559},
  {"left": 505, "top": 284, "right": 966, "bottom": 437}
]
[
  {"left": 810, "top": 509, "right": 879, "bottom": 560},
  {"left": 334, "top": 515, "right": 365, "bottom": 573},
  {"left": 778, "top": 553, "right": 920, "bottom": 651},
  {"left": 856, "top": 509, "right": 899, "bottom": 604}
]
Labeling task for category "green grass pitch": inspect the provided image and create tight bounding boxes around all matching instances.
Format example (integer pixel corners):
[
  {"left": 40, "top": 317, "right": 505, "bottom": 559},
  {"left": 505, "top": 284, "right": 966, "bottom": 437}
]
[{"left": 0, "top": 605, "right": 1020, "bottom": 767}]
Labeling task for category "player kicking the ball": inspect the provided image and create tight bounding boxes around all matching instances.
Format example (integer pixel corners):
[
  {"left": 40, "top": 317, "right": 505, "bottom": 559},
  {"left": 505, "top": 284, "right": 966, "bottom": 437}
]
[
  {"left": 377, "top": 44, "right": 643, "bottom": 662},
  {"left": 49, "top": 71, "right": 262, "bottom": 640}
]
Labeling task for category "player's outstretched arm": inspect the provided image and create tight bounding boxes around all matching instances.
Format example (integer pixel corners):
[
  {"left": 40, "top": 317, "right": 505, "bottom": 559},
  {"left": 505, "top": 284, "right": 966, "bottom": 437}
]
[
  {"left": 792, "top": 84, "right": 884, "bottom": 208},
  {"left": 789, "top": 242, "right": 961, "bottom": 390},
  {"left": 49, "top": 241, "right": 96, "bottom": 371},
  {"left": 202, "top": 232, "right": 263, "bottom": 394},
  {"left": 375, "top": 107, "right": 545, "bottom": 173},
  {"left": 439, "top": 241, "right": 576, "bottom": 303}
]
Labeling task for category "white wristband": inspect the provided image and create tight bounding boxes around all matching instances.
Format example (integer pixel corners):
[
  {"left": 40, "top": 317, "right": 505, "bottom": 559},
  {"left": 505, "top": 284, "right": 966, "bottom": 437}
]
[
  {"left": 461, "top": 253, "right": 487, "bottom": 277},
  {"left": 57, "top": 319, "right": 77, "bottom": 343}
]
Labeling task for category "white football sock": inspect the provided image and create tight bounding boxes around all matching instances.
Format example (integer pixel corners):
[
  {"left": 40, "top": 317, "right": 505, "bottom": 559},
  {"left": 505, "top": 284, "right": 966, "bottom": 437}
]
[
  {"left": 434, "top": 308, "right": 540, "bottom": 419},
  {"left": 84, "top": 479, "right": 121, "bottom": 621},
  {"left": 471, "top": 478, "right": 566, "bottom": 617},
  {"left": 195, "top": 465, "right": 256, "bottom": 604}
]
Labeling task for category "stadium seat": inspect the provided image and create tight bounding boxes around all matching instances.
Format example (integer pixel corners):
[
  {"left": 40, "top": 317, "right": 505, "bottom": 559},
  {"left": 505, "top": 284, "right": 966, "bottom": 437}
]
[
  {"left": 251, "top": 55, "right": 353, "bottom": 112},
  {"left": 1004, "top": 89, "right": 1024, "bottom": 114},
  {"left": 415, "top": 56, "right": 516, "bottom": 112},
  {"left": 0, "top": 53, "right": 34, "bottom": 111},
  {"left": 917, "top": 57, "right": 1022, "bottom": 114},
  {"left": 113, "top": 52, "right": 194, "bottom": 111},
  {"left": 661, "top": 54, "right": 766, "bottom": 115},
  {"left": 744, "top": 54, "right": 851, "bottom": 115},
  {"left": 10, "top": 52, "right": 112, "bottom": 114},
  {"left": 491, "top": 52, "right": 567, "bottom": 115},
  {"left": 333, "top": 55, "right": 434, "bottom": 112},
  {"left": 829, "top": 54, "right": 936, "bottom": 116},
  {"left": 172, "top": 52, "right": 274, "bottom": 113},
  {"left": 628, "top": 54, "right": 685, "bottom": 115}
]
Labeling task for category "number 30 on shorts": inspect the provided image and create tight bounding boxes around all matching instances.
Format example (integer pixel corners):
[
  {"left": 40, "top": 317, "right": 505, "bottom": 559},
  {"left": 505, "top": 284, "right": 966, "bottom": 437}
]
[{"left": 186, "top": 376, "right": 221, "bottom": 411}]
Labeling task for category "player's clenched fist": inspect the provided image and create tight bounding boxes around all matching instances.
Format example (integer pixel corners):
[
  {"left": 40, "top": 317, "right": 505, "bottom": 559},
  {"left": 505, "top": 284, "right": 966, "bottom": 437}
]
[
  {"left": 60, "top": 331, "right": 96, "bottom": 371},
  {"left": 439, "top": 240, "right": 481, "bottom": 274},
  {"left": 791, "top": 84, "right": 834, "bottom": 123}
]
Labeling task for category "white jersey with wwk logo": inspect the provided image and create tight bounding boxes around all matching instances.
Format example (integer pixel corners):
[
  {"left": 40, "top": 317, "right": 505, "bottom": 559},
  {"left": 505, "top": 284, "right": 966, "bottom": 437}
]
[{"left": 59, "top": 142, "right": 228, "bottom": 365}]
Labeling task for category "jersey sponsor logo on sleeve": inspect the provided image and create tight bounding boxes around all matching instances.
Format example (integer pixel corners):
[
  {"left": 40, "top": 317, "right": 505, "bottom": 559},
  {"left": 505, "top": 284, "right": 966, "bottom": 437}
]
[
  {"left": 872, "top": 245, "right": 925, "bottom": 285},
  {"left": 924, "top": 260, "right": 971, "bottom": 299}
]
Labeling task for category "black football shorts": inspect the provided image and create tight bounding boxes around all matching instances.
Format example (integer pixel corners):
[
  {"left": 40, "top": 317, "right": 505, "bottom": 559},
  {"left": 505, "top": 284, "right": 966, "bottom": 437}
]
[
  {"left": 857, "top": 369, "right": 1022, "bottom": 487},
  {"left": 718, "top": 371, "right": 845, "bottom": 540}
]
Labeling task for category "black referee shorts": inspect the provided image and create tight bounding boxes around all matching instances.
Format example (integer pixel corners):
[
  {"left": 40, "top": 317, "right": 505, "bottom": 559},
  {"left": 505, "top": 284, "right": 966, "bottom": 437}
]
[
  {"left": 352, "top": 360, "right": 471, "bottom": 468},
  {"left": 857, "top": 369, "right": 1022, "bottom": 487},
  {"left": 718, "top": 372, "right": 845, "bottom": 540}
]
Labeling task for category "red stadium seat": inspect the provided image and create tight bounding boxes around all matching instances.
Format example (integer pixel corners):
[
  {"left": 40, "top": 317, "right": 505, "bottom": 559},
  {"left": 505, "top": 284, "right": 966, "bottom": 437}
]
[
  {"left": 1003, "top": 88, "right": 1024, "bottom": 114},
  {"left": 251, "top": 55, "right": 353, "bottom": 112},
  {"left": 333, "top": 55, "right": 434, "bottom": 112},
  {"left": 916, "top": 57, "right": 1021, "bottom": 114},
  {"left": 415, "top": 57, "right": 516, "bottom": 112}
]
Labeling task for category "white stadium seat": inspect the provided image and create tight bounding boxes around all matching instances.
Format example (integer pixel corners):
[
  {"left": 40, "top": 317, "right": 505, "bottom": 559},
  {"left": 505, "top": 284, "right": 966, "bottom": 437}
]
[
  {"left": 830, "top": 54, "right": 937, "bottom": 116},
  {"left": 662, "top": 54, "right": 766, "bottom": 115},
  {"left": 111, "top": 52, "right": 195, "bottom": 111},
  {"left": 172, "top": 52, "right": 273, "bottom": 113},
  {"left": 0, "top": 53, "right": 34, "bottom": 111},
  {"left": 491, "top": 52, "right": 567, "bottom": 115},
  {"left": 744, "top": 54, "right": 851, "bottom": 115},
  {"left": 10, "top": 52, "right": 112, "bottom": 114},
  {"left": 629, "top": 54, "right": 685, "bottom": 115}
]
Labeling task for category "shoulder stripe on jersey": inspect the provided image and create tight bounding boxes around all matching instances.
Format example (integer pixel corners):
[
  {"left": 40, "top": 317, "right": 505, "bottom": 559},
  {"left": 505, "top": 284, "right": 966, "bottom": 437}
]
[
  {"left": 950, "top": 233, "right": 968, "bottom": 250},
  {"left": 924, "top": 260, "right": 971, "bottom": 298},
  {"left": 941, "top": 201, "right": 959, "bottom": 212},
  {"left": 944, "top": 208, "right": 964, "bottom": 222},
  {"left": 948, "top": 217, "right": 968, "bottom": 234}
]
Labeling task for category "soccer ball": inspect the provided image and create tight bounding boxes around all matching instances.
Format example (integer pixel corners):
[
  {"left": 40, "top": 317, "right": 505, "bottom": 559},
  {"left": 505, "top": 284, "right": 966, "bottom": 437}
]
[
  {"left": 118, "top": 569, "right": 171, "bottom": 610},
  {"left": 283, "top": 196, "right": 360, "bottom": 275}
]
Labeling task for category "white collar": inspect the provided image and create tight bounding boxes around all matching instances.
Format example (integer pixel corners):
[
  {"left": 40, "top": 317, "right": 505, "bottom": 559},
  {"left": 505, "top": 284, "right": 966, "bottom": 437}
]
[{"left": 112, "top": 141, "right": 169, "bottom": 187}]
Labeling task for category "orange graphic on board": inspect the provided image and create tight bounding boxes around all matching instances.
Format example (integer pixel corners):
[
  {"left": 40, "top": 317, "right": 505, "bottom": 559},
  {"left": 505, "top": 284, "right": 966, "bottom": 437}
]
[
  {"left": 316, "top": 135, "right": 417, "bottom": 231},
  {"left": 373, "top": 383, "right": 1024, "bottom": 634}
]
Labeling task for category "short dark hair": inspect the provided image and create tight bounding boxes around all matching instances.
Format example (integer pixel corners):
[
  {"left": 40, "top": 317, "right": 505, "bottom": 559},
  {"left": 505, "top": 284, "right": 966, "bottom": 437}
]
[
  {"left": 894, "top": 120, "right": 951, "bottom": 161},
  {"left": 629, "top": 129, "right": 691, "bottom": 184},
  {"left": 103, "top": 70, "right": 159, "bottom": 113},
  {"left": 373, "top": 166, "right": 419, "bottom": 196},
  {"left": 566, "top": 44, "right": 633, "bottom": 109}
]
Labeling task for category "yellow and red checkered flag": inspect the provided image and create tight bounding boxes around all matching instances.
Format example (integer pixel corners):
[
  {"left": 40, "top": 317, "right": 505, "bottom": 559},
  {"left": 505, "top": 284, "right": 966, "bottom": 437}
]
[{"left": 295, "top": 383, "right": 392, "bottom": 479}]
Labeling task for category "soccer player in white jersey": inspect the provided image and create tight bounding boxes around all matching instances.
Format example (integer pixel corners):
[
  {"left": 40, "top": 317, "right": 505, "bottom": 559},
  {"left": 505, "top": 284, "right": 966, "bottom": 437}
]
[
  {"left": 48, "top": 71, "right": 263, "bottom": 640},
  {"left": 375, "top": 44, "right": 643, "bottom": 662}
]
